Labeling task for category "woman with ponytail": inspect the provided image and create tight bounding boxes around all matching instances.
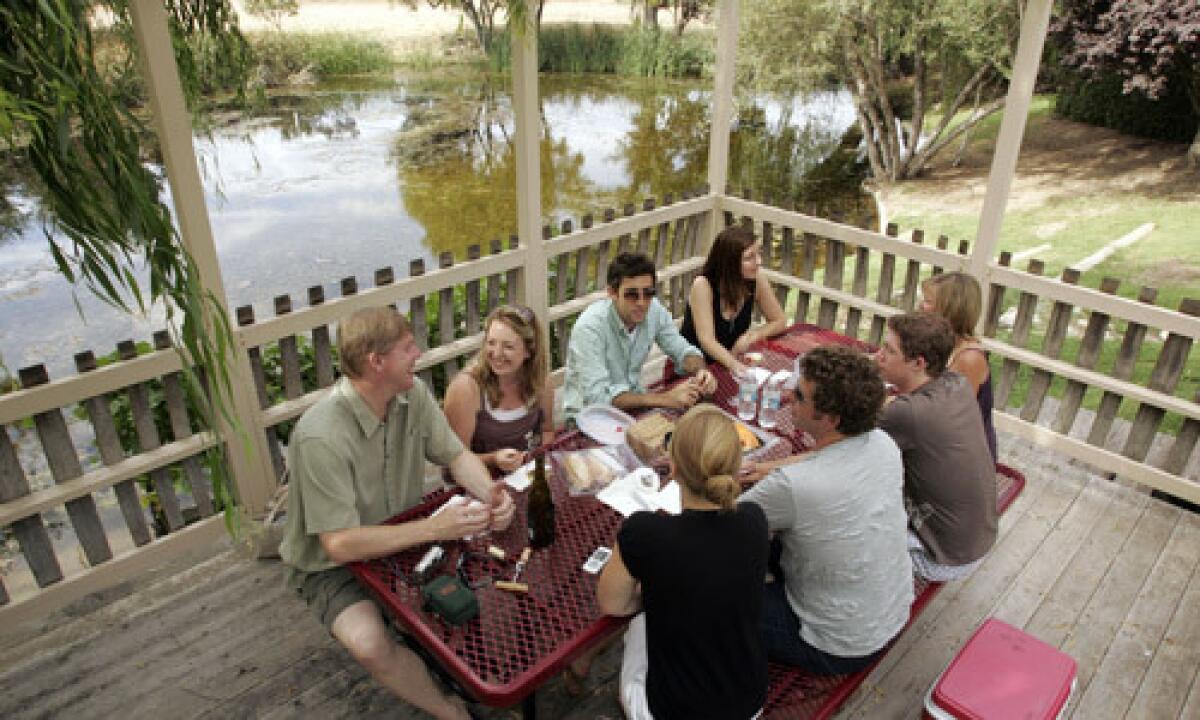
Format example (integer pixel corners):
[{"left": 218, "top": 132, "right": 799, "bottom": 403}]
[{"left": 597, "top": 405, "right": 769, "bottom": 720}]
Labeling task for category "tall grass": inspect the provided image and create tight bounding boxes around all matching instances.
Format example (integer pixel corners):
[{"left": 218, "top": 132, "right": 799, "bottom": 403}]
[
  {"left": 248, "top": 32, "right": 393, "bottom": 82},
  {"left": 489, "top": 24, "right": 714, "bottom": 78}
]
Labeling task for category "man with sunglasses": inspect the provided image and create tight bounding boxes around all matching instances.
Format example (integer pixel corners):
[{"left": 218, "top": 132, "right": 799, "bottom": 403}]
[
  {"left": 740, "top": 346, "right": 912, "bottom": 675},
  {"left": 563, "top": 252, "right": 716, "bottom": 422}
]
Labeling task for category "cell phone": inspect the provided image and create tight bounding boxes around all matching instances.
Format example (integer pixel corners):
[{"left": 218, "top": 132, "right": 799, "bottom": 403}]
[{"left": 582, "top": 546, "right": 612, "bottom": 574}]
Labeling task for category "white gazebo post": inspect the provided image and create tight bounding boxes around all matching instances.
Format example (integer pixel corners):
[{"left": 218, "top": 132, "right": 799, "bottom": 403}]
[
  {"left": 970, "top": 0, "right": 1054, "bottom": 299},
  {"left": 705, "top": 0, "right": 740, "bottom": 254},
  {"left": 129, "top": 0, "right": 277, "bottom": 514},
  {"left": 512, "top": 10, "right": 548, "bottom": 323}
]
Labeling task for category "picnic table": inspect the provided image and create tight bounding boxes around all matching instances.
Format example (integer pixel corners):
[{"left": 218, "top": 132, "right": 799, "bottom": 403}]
[{"left": 349, "top": 323, "right": 1023, "bottom": 719}]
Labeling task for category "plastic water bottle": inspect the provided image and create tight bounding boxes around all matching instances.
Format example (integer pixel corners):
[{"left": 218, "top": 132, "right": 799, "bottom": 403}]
[
  {"left": 759, "top": 380, "right": 781, "bottom": 429},
  {"left": 737, "top": 372, "right": 758, "bottom": 422}
]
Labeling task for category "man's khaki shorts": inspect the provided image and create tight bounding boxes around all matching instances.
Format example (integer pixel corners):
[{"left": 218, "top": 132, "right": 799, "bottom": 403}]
[{"left": 287, "top": 565, "right": 376, "bottom": 633}]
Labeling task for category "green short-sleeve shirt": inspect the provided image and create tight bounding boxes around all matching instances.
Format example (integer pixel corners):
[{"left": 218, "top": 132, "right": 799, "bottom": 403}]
[{"left": 280, "top": 376, "right": 465, "bottom": 573}]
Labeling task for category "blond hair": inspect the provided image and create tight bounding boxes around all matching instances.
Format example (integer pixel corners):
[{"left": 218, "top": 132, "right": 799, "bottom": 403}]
[
  {"left": 922, "top": 271, "right": 982, "bottom": 339},
  {"left": 669, "top": 405, "right": 741, "bottom": 511},
  {"left": 336, "top": 307, "right": 412, "bottom": 379},
  {"left": 466, "top": 305, "right": 548, "bottom": 408}
]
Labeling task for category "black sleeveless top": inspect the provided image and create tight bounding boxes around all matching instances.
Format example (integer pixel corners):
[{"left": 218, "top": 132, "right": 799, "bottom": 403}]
[{"left": 680, "top": 279, "right": 753, "bottom": 363}]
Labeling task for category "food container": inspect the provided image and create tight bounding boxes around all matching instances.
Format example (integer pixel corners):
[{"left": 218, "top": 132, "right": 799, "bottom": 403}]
[{"left": 550, "top": 445, "right": 642, "bottom": 496}]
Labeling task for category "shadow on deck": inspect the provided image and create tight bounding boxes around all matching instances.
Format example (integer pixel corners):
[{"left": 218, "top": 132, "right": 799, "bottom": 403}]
[{"left": 2, "top": 431, "right": 1197, "bottom": 720}]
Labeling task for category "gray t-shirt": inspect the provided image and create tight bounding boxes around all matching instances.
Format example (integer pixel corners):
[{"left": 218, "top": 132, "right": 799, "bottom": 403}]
[
  {"left": 880, "top": 371, "right": 998, "bottom": 566},
  {"left": 741, "top": 430, "right": 914, "bottom": 657}
]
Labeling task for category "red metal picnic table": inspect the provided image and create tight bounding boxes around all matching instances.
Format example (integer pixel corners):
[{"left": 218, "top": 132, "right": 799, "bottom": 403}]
[{"left": 348, "top": 323, "right": 1023, "bottom": 719}]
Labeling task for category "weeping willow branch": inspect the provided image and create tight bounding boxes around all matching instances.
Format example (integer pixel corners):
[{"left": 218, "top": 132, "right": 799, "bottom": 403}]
[{"left": 1, "top": 0, "right": 248, "bottom": 528}]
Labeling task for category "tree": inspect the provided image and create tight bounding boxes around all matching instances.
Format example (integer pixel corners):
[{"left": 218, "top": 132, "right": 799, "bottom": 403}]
[
  {"left": 740, "top": 0, "right": 1022, "bottom": 182},
  {"left": 1055, "top": 1, "right": 1200, "bottom": 168},
  {"left": 669, "top": 0, "right": 710, "bottom": 36},
  {"left": 244, "top": 0, "right": 299, "bottom": 33},
  {"left": 402, "top": 0, "right": 545, "bottom": 54},
  {"left": 1, "top": 0, "right": 251, "bottom": 520}
]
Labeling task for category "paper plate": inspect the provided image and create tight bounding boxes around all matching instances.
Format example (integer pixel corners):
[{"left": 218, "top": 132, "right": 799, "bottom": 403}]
[{"left": 576, "top": 405, "right": 636, "bottom": 445}]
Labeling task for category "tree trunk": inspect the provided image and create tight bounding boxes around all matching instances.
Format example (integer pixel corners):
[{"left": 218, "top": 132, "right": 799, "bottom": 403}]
[
  {"left": 642, "top": 1, "right": 658, "bottom": 28},
  {"left": 1187, "top": 76, "right": 1200, "bottom": 170}
]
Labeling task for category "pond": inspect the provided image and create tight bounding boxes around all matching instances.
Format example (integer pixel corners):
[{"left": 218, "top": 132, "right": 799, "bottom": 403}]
[{"left": 0, "top": 72, "right": 869, "bottom": 378}]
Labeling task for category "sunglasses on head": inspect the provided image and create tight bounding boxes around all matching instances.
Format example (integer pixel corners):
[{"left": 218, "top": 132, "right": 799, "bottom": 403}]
[
  {"left": 502, "top": 304, "right": 535, "bottom": 324},
  {"left": 621, "top": 287, "right": 657, "bottom": 301}
]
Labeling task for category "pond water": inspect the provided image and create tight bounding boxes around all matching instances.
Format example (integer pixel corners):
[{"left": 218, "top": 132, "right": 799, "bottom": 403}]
[{"left": 0, "top": 72, "right": 868, "bottom": 378}]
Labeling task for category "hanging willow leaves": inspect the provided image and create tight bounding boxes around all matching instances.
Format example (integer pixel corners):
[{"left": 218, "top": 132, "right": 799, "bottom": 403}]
[{"left": 0, "top": 0, "right": 252, "bottom": 530}]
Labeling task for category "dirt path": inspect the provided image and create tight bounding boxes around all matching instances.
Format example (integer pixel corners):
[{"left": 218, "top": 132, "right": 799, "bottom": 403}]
[{"left": 881, "top": 111, "right": 1199, "bottom": 217}]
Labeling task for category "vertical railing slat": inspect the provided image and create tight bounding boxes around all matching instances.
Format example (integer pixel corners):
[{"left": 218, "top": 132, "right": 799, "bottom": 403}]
[
  {"left": 75, "top": 351, "right": 153, "bottom": 545},
  {"left": 1053, "top": 277, "right": 1120, "bottom": 435},
  {"left": 1087, "top": 286, "right": 1158, "bottom": 449},
  {"left": 983, "top": 252, "right": 1013, "bottom": 339},
  {"left": 273, "top": 296, "right": 304, "bottom": 401},
  {"left": 487, "top": 239, "right": 503, "bottom": 311},
  {"left": 816, "top": 237, "right": 845, "bottom": 330},
  {"left": 114, "top": 344, "right": 184, "bottom": 534},
  {"left": 899, "top": 229, "right": 924, "bottom": 311},
  {"left": 465, "top": 245, "right": 482, "bottom": 337},
  {"left": 668, "top": 211, "right": 687, "bottom": 316},
  {"left": 994, "top": 260, "right": 1044, "bottom": 408},
  {"left": 308, "top": 286, "right": 336, "bottom": 388},
  {"left": 438, "top": 252, "right": 459, "bottom": 384},
  {"left": 151, "top": 332, "right": 213, "bottom": 518},
  {"left": 636, "top": 198, "right": 655, "bottom": 255},
  {"left": 774, "top": 225, "right": 795, "bottom": 314},
  {"left": 1164, "top": 388, "right": 1200, "bottom": 476},
  {"left": 845, "top": 245, "right": 871, "bottom": 340},
  {"left": 794, "top": 232, "right": 818, "bottom": 325},
  {"left": 238, "top": 306, "right": 287, "bottom": 481},
  {"left": 1020, "top": 268, "right": 1079, "bottom": 423},
  {"left": 1120, "top": 298, "right": 1200, "bottom": 463},
  {"left": 401, "top": 262, "right": 435, "bottom": 389},
  {"left": 554, "top": 221, "right": 572, "bottom": 369},
  {"left": 505, "top": 235, "right": 520, "bottom": 305},
  {"left": 869, "top": 224, "right": 900, "bottom": 345},
  {"left": 19, "top": 365, "right": 114, "bottom": 562},
  {"left": 0, "top": 425, "right": 64, "bottom": 588}
]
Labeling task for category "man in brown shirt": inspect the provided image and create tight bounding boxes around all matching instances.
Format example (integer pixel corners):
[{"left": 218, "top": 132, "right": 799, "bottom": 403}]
[{"left": 876, "top": 312, "right": 997, "bottom": 581}]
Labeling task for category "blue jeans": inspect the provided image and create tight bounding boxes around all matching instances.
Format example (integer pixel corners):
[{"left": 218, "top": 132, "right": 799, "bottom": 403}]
[{"left": 760, "top": 580, "right": 883, "bottom": 676}]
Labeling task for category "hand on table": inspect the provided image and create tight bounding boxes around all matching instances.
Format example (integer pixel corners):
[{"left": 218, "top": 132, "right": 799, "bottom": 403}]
[
  {"left": 488, "top": 482, "right": 515, "bottom": 531},
  {"left": 429, "top": 501, "right": 491, "bottom": 542},
  {"left": 665, "top": 380, "right": 701, "bottom": 409},
  {"left": 692, "top": 368, "right": 718, "bottom": 396},
  {"left": 493, "top": 448, "right": 527, "bottom": 473},
  {"left": 729, "top": 360, "right": 749, "bottom": 378}
]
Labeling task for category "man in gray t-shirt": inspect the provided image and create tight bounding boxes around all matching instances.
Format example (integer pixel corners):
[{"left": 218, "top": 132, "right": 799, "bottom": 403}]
[
  {"left": 741, "top": 347, "right": 913, "bottom": 674},
  {"left": 877, "top": 312, "right": 997, "bottom": 580}
]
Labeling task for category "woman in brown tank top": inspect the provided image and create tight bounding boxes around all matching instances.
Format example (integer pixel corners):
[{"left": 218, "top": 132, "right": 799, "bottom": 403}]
[{"left": 444, "top": 305, "right": 555, "bottom": 473}]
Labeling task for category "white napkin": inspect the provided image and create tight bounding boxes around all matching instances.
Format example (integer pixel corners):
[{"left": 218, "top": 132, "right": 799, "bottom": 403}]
[
  {"left": 597, "top": 468, "right": 681, "bottom": 517},
  {"left": 747, "top": 366, "right": 772, "bottom": 386},
  {"left": 503, "top": 461, "right": 535, "bottom": 491}
]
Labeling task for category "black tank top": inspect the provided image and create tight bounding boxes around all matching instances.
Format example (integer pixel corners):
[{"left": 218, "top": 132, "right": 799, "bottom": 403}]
[{"left": 680, "top": 280, "right": 753, "bottom": 363}]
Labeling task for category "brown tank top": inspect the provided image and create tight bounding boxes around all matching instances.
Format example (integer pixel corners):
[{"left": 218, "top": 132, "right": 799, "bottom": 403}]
[{"left": 470, "top": 384, "right": 543, "bottom": 455}]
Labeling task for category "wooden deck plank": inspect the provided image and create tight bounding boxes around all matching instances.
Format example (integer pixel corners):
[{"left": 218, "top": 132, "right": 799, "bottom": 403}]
[
  {"left": 837, "top": 442, "right": 1058, "bottom": 717},
  {"left": 990, "top": 474, "right": 1120, "bottom": 629},
  {"left": 1126, "top": 512, "right": 1200, "bottom": 719},
  {"left": 198, "top": 645, "right": 349, "bottom": 720},
  {"left": 1070, "top": 506, "right": 1200, "bottom": 719},
  {"left": 1023, "top": 485, "right": 1151, "bottom": 648},
  {"left": 1057, "top": 498, "right": 1179, "bottom": 697},
  {"left": 843, "top": 455, "right": 1091, "bottom": 719}
]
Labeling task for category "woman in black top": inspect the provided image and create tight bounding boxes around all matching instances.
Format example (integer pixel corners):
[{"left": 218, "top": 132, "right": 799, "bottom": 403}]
[
  {"left": 597, "top": 406, "right": 769, "bottom": 720},
  {"left": 679, "top": 226, "right": 786, "bottom": 376}
]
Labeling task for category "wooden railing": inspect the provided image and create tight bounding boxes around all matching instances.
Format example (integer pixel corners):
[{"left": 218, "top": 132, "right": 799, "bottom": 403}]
[
  {"left": 724, "top": 193, "right": 1200, "bottom": 505},
  {"left": 0, "top": 193, "right": 712, "bottom": 623},
  {"left": 2, "top": 189, "right": 1196, "bottom": 623}
]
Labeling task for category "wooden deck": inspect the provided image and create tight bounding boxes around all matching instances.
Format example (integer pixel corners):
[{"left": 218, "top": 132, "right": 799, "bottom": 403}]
[{"left": 1, "top": 432, "right": 1197, "bottom": 720}]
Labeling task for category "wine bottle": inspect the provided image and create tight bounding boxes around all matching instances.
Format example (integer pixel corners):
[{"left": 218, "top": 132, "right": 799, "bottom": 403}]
[{"left": 527, "top": 453, "right": 556, "bottom": 548}]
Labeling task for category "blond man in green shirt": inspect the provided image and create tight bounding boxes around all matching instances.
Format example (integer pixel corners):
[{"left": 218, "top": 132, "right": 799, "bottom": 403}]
[{"left": 281, "top": 307, "right": 514, "bottom": 720}]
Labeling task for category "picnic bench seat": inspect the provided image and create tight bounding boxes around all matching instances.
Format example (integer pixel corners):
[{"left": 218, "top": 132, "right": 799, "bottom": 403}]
[{"left": 762, "top": 464, "right": 1027, "bottom": 719}]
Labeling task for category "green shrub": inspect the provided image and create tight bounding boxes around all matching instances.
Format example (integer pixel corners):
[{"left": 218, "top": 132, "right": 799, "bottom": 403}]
[
  {"left": 1055, "top": 69, "right": 1196, "bottom": 143},
  {"left": 489, "top": 24, "right": 714, "bottom": 78},
  {"left": 248, "top": 32, "right": 393, "bottom": 82}
]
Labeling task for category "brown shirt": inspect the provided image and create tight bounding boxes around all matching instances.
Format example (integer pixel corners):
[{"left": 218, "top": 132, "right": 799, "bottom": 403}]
[{"left": 880, "top": 371, "right": 998, "bottom": 566}]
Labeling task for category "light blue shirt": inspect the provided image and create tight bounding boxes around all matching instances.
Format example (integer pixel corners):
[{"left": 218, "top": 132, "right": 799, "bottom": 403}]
[{"left": 562, "top": 297, "right": 702, "bottom": 421}]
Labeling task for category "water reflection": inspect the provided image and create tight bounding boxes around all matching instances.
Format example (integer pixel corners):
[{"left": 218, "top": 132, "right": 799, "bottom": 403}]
[{"left": 0, "top": 73, "right": 868, "bottom": 375}]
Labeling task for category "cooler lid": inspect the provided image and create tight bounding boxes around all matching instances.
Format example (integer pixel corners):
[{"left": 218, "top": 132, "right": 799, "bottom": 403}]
[{"left": 932, "top": 618, "right": 1077, "bottom": 720}]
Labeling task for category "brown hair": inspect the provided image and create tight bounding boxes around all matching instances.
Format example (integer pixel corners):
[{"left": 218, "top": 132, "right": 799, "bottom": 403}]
[
  {"left": 669, "top": 405, "right": 741, "bottom": 511},
  {"left": 701, "top": 226, "right": 757, "bottom": 313},
  {"left": 466, "top": 305, "right": 547, "bottom": 409},
  {"left": 886, "top": 312, "right": 955, "bottom": 376},
  {"left": 922, "top": 272, "right": 982, "bottom": 339},
  {"left": 337, "top": 307, "right": 413, "bottom": 379},
  {"left": 799, "top": 346, "right": 886, "bottom": 436}
]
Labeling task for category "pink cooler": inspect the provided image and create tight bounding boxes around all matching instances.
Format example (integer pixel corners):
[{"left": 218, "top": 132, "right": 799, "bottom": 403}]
[{"left": 924, "top": 618, "right": 1077, "bottom": 720}]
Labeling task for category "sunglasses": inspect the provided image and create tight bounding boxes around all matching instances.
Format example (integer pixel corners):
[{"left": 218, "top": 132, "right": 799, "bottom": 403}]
[
  {"left": 501, "top": 304, "right": 535, "bottom": 324},
  {"left": 621, "top": 287, "right": 657, "bottom": 301}
]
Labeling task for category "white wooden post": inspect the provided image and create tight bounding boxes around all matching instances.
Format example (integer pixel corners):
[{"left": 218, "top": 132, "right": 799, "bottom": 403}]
[
  {"left": 970, "top": 0, "right": 1054, "bottom": 287},
  {"left": 706, "top": 0, "right": 739, "bottom": 253},
  {"left": 128, "top": 0, "right": 277, "bottom": 515},
  {"left": 512, "top": 12, "right": 548, "bottom": 323}
]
